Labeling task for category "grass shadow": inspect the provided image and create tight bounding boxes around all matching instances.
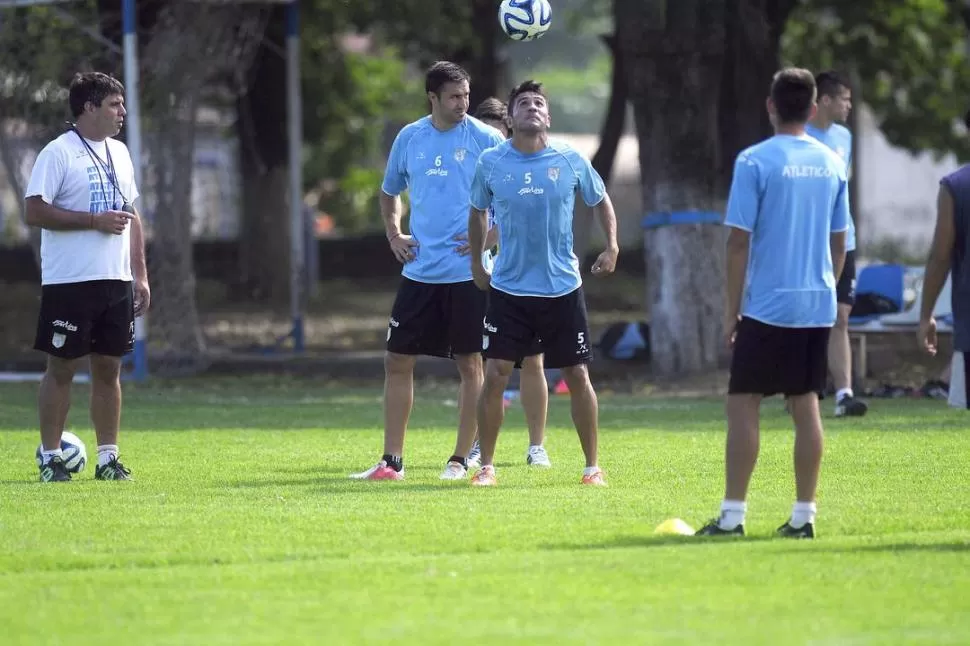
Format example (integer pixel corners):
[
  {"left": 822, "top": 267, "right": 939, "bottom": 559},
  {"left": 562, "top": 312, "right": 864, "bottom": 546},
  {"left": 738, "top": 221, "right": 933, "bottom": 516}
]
[
  {"left": 770, "top": 541, "right": 970, "bottom": 555},
  {"left": 541, "top": 533, "right": 775, "bottom": 551}
]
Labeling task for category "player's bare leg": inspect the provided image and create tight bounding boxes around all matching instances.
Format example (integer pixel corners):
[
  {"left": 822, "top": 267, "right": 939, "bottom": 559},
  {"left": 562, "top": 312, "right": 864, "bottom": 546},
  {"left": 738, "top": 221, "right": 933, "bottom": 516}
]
[
  {"left": 789, "top": 391, "right": 824, "bottom": 501},
  {"left": 383, "top": 351, "right": 416, "bottom": 457},
  {"left": 38, "top": 356, "right": 77, "bottom": 451},
  {"left": 520, "top": 354, "right": 550, "bottom": 466},
  {"left": 349, "top": 351, "right": 415, "bottom": 480},
  {"left": 560, "top": 364, "right": 605, "bottom": 484},
  {"left": 830, "top": 303, "right": 867, "bottom": 416},
  {"left": 451, "top": 352, "right": 483, "bottom": 459},
  {"left": 724, "top": 393, "right": 762, "bottom": 502},
  {"left": 89, "top": 354, "right": 122, "bottom": 447},
  {"left": 695, "top": 393, "right": 762, "bottom": 534},
  {"left": 471, "top": 358, "right": 514, "bottom": 485},
  {"left": 36, "top": 356, "right": 78, "bottom": 482},
  {"left": 89, "top": 354, "right": 131, "bottom": 480}
]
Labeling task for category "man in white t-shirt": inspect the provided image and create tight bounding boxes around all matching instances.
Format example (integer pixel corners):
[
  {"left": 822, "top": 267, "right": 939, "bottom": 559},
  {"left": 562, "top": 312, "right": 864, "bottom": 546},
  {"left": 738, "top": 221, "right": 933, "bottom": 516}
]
[{"left": 25, "top": 72, "right": 150, "bottom": 483}]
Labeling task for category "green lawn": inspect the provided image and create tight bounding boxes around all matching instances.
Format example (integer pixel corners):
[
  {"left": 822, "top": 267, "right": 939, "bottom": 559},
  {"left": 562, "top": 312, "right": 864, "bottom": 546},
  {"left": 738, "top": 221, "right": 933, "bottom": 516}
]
[{"left": 0, "top": 377, "right": 968, "bottom": 645}]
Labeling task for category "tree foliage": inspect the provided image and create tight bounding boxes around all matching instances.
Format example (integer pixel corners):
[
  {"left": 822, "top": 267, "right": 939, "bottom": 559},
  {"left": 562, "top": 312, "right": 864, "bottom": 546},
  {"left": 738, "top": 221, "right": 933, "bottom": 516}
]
[{"left": 784, "top": 0, "right": 970, "bottom": 161}]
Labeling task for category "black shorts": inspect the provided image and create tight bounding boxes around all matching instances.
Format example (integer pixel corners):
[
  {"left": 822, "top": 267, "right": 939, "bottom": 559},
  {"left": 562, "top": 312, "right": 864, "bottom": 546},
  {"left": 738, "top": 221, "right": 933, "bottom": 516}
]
[
  {"left": 386, "top": 277, "right": 486, "bottom": 358},
  {"left": 837, "top": 250, "right": 857, "bottom": 306},
  {"left": 34, "top": 280, "right": 134, "bottom": 360},
  {"left": 484, "top": 286, "right": 591, "bottom": 369},
  {"left": 728, "top": 317, "right": 830, "bottom": 397}
]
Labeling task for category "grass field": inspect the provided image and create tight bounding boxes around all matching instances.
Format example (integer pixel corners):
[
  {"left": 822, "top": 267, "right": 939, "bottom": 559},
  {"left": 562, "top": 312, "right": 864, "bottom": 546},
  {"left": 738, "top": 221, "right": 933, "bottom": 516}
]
[{"left": 1, "top": 376, "right": 969, "bottom": 645}]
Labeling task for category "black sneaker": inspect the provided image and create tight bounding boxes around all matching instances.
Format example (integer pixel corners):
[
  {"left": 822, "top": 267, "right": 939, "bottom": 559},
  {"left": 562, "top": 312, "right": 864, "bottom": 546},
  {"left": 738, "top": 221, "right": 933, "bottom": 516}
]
[
  {"left": 835, "top": 394, "right": 868, "bottom": 417},
  {"left": 695, "top": 519, "right": 745, "bottom": 536},
  {"left": 777, "top": 520, "right": 815, "bottom": 538},
  {"left": 95, "top": 458, "right": 133, "bottom": 481},
  {"left": 39, "top": 456, "right": 71, "bottom": 483}
]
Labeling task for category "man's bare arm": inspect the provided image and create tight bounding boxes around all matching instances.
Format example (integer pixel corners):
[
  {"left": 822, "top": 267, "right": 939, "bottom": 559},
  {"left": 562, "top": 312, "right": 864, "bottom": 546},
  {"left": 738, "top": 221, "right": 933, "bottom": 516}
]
[
  {"left": 128, "top": 205, "right": 148, "bottom": 281},
  {"left": 469, "top": 207, "right": 488, "bottom": 262},
  {"left": 593, "top": 194, "right": 619, "bottom": 253},
  {"left": 921, "top": 184, "right": 956, "bottom": 321},
  {"left": 830, "top": 230, "right": 847, "bottom": 284},
  {"left": 380, "top": 191, "right": 403, "bottom": 240},
  {"left": 25, "top": 196, "right": 95, "bottom": 231},
  {"left": 725, "top": 228, "right": 750, "bottom": 323}
]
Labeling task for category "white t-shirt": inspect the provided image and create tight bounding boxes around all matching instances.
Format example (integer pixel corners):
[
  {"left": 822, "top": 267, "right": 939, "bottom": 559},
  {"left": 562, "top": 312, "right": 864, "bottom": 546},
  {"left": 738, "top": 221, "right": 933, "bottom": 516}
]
[{"left": 25, "top": 131, "right": 140, "bottom": 285}]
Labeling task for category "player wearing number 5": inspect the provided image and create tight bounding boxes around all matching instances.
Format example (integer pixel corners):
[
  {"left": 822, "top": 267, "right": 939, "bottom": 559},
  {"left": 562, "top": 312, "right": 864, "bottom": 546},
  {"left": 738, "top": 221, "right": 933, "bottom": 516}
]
[{"left": 466, "top": 80, "right": 619, "bottom": 486}]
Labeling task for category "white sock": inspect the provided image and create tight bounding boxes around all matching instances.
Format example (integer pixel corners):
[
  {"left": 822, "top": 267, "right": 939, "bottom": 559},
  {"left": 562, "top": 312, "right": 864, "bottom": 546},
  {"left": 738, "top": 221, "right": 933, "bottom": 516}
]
[
  {"left": 40, "top": 448, "right": 62, "bottom": 463},
  {"left": 718, "top": 499, "right": 747, "bottom": 530},
  {"left": 583, "top": 466, "right": 600, "bottom": 476},
  {"left": 97, "top": 445, "right": 119, "bottom": 467},
  {"left": 836, "top": 388, "right": 853, "bottom": 401},
  {"left": 790, "top": 501, "right": 817, "bottom": 528}
]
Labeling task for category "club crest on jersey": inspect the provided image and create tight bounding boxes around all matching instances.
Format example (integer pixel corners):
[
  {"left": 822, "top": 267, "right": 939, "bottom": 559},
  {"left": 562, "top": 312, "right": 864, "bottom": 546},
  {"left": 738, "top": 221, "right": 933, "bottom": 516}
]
[
  {"left": 547, "top": 167, "right": 560, "bottom": 181},
  {"left": 454, "top": 148, "right": 467, "bottom": 162}
]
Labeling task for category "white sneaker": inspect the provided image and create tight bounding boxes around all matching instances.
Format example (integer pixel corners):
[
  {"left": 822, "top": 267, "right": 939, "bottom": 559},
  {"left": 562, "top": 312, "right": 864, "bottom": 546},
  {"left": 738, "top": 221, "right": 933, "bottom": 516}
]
[
  {"left": 467, "top": 441, "right": 482, "bottom": 468},
  {"left": 439, "top": 460, "right": 468, "bottom": 480},
  {"left": 526, "top": 445, "right": 551, "bottom": 467}
]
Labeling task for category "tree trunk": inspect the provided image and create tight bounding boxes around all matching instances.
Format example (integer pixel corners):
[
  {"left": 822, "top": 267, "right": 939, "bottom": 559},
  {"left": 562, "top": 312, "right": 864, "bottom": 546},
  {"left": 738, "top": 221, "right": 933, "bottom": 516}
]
[
  {"left": 718, "top": 0, "right": 796, "bottom": 191},
  {"left": 235, "top": 4, "right": 291, "bottom": 305},
  {"left": 618, "top": 0, "right": 792, "bottom": 376},
  {"left": 619, "top": 0, "right": 729, "bottom": 376},
  {"left": 146, "top": 105, "right": 209, "bottom": 375},
  {"left": 574, "top": 30, "right": 630, "bottom": 266}
]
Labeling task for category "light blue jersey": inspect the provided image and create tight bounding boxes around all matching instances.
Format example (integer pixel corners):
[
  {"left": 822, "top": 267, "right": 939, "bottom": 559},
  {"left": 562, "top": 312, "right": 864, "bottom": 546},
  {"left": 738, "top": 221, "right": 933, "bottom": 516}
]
[
  {"left": 805, "top": 122, "right": 855, "bottom": 251},
  {"left": 470, "top": 139, "right": 606, "bottom": 297},
  {"left": 382, "top": 115, "right": 504, "bottom": 283},
  {"left": 725, "top": 134, "right": 850, "bottom": 328}
]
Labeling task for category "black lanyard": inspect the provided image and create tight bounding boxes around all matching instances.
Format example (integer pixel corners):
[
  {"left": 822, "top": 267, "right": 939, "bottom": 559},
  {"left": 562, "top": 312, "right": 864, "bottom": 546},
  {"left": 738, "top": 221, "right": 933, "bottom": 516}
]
[{"left": 72, "top": 127, "right": 129, "bottom": 209}]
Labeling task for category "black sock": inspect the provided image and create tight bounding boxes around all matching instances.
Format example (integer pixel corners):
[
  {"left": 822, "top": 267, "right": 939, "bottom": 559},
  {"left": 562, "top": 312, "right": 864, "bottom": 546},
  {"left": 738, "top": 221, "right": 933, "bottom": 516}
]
[
  {"left": 448, "top": 455, "right": 467, "bottom": 468},
  {"left": 382, "top": 454, "right": 403, "bottom": 472}
]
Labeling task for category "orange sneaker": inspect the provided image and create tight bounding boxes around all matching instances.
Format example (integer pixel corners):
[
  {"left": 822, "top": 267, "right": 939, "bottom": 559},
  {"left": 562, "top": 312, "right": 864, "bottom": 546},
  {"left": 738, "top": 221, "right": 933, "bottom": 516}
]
[
  {"left": 581, "top": 468, "right": 607, "bottom": 486},
  {"left": 470, "top": 465, "right": 497, "bottom": 486}
]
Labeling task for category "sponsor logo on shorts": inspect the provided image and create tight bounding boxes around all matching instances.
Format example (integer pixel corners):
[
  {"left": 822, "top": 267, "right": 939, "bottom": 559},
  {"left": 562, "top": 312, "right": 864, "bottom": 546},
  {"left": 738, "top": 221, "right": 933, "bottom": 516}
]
[{"left": 52, "top": 319, "right": 78, "bottom": 332}]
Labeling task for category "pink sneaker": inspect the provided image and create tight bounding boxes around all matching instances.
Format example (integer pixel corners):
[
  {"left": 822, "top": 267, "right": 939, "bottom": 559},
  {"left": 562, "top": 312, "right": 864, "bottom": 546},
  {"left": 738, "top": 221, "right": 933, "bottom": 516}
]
[{"left": 349, "top": 460, "right": 404, "bottom": 481}]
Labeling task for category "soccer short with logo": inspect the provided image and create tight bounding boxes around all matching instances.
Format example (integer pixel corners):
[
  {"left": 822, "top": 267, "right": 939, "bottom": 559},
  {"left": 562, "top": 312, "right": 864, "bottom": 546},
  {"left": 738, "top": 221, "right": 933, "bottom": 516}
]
[
  {"left": 836, "top": 249, "right": 856, "bottom": 306},
  {"left": 484, "top": 286, "right": 591, "bottom": 369},
  {"left": 34, "top": 279, "right": 134, "bottom": 359},
  {"left": 386, "top": 277, "right": 486, "bottom": 358},
  {"left": 728, "top": 317, "right": 830, "bottom": 397}
]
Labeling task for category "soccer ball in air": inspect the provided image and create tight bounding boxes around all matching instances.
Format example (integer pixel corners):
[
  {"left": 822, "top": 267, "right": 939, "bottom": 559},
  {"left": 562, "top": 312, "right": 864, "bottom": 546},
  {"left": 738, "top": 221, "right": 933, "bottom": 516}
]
[
  {"left": 35, "top": 431, "right": 87, "bottom": 473},
  {"left": 499, "top": 0, "right": 552, "bottom": 42}
]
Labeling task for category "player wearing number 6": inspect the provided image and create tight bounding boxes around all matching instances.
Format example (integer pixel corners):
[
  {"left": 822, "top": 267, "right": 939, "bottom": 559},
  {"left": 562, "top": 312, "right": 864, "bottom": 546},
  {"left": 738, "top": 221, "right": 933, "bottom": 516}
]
[
  {"left": 466, "top": 80, "right": 619, "bottom": 487},
  {"left": 350, "top": 61, "right": 505, "bottom": 482}
]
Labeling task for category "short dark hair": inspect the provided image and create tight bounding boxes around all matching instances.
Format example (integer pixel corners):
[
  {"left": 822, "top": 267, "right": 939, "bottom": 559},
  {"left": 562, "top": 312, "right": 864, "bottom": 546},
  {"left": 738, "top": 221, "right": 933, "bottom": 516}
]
[
  {"left": 474, "top": 97, "right": 510, "bottom": 130},
  {"left": 815, "top": 70, "right": 850, "bottom": 98},
  {"left": 507, "top": 80, "right": 546, "bottom": 118},
  {"left": 425, "top": 61, "right": 470, "bottom": 95},
  {"left": 69, "top": 72, "right": 124, "bottom": 118},
  {"left": 770, "top": 68, "right": 816, "bottom": 124}
]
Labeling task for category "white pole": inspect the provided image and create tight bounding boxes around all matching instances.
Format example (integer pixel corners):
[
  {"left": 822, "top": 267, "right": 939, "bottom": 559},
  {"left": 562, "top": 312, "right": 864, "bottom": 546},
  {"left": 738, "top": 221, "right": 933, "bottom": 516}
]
[
  {"left": 286, "top": 0, "right": 304, "bottom": 352},
  {"left": 123, "top": 0, "right": 148, "bottom": 379}
]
